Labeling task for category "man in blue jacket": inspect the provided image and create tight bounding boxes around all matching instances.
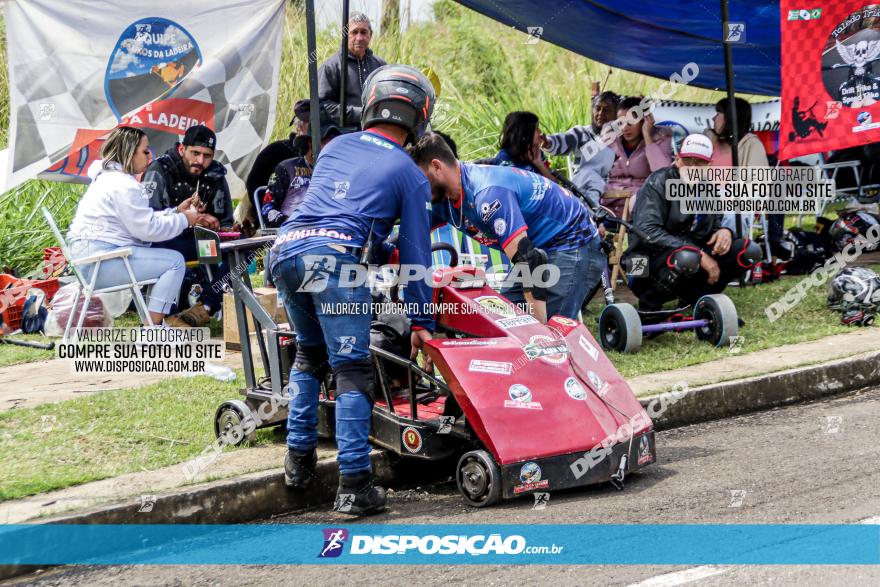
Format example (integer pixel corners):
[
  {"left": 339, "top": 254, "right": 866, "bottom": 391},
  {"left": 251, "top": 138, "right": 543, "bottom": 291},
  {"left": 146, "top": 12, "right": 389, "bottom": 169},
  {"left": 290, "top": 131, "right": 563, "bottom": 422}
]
[
  {"left": 411, "top": 132, "right": 602, "bottom": 322},
  {"left": 270, "top": 65, "right": 436, "bottom": 515}
]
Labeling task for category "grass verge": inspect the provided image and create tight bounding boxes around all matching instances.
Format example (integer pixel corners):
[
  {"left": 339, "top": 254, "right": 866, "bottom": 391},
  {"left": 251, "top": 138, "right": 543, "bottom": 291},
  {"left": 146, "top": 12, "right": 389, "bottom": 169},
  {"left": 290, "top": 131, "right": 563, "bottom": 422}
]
[{"left": 0, "top": 371, "right": 274, "bottom": 502}]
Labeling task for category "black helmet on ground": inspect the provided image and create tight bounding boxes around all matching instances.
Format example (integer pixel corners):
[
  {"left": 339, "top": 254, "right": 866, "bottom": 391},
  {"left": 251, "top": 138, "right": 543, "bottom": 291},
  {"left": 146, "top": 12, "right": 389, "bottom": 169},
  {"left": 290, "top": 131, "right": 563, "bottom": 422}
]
[{"left": 361, "top": 64, "right": 435, "bottom": 145}]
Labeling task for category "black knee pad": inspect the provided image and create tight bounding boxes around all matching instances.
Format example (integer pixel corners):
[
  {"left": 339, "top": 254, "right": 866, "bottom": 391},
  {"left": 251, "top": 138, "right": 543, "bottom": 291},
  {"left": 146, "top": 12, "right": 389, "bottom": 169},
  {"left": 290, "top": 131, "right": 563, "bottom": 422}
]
[
  {"left": 666, "top": 247, "right": 701, "bottom": 278},
  {"left": 293, "top": 343, "right": 330, "bottom": 381},
  {"left": 733, "top": 239, "right": 763, "bottom": 268},
  {"left": 333, "top": 359, "right": 376, "bottom": 403}
]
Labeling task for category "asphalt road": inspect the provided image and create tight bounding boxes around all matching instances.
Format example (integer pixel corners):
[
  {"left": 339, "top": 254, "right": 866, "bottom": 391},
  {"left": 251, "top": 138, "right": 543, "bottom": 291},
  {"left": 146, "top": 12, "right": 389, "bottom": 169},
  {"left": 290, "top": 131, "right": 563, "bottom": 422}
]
[{"left": 10, "top": 386, "right": 880, "bottom": 586}]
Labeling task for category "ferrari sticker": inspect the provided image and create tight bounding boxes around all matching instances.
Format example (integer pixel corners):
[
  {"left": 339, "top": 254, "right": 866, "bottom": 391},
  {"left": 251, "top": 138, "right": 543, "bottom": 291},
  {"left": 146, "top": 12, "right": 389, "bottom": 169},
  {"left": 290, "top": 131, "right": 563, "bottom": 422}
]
[
  {"left": 513, "top": 461, "right": 549, "bottom": 494},
  {"left": 637, "top": 435, "right": 652, "bottom": 465},
  {"left": 469, "top": 359, "right": 513, "bottom": 375},
  {"left": 564, "top": 377, "right": 587, "bottom": 401},
  {"left": 523, "top": 334, "right": 569, "bottom": 364},
  {"left": 497, "top": 315, "right": 539, "bottom": 329},
  {"left": 505, "top": 383, "right": 543, "bottom": 410},
  {"left": 402, "top": 427, "right": 423, "bottom": 454},
  {"left": 475, "top": 295, "right": 515, "bottom": 318},
  {"left": 578, "top": 335, "right": 600, "bottom": 361}
]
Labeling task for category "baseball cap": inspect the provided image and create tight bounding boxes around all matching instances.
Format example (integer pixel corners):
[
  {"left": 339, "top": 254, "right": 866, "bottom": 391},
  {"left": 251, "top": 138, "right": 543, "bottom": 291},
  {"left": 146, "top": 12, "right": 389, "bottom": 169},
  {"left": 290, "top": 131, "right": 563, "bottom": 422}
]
[
  {"left": 291, "top": 99, "right": 311, "bottom": 126},
  {"left": 678, "top": 133, "right": 713, "bottom": 161},
  {"left": 182, "top": 125, "right": 216, "bottom": 150}
]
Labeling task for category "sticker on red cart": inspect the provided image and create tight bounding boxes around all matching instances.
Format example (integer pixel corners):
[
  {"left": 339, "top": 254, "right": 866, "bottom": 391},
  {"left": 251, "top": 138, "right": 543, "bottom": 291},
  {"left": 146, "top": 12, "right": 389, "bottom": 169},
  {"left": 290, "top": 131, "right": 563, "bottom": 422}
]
[
  {"left": 504, "top": 383, "right": 543, "bottom": 410},
  {"left": 522, "top": 334, "right": 568, "bottom": 364},
  {"left": 564, "top": 377, "right": 587, "bottom": 401},
  {"left": 496, "top": 315, "right": 538, "bottom": 329},
  {"left": 469, "top": 359, "right": 513, "bottom": 375},
  {"left": 637, "top": 435, "right": 653, "bottom": 465},
  {"left": 578, "top": 335, "right": 599, "bottom": 362},
  {"left": 475, "top": 295, "right": 515, "bottom": 318},
  {"left": 586, "top": 370, "right": 610, "bottom": 396},
  {"left": 513, "top": 461, "right": 549, "bottom": 494},
  {"left": 402, "top": 427, "right": 423, "bottom": 454}
]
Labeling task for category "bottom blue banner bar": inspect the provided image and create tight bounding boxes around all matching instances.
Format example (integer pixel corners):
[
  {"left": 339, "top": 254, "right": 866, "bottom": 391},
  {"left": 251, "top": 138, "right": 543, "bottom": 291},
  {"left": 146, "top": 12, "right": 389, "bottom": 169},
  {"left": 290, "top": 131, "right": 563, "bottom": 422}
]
[{"left": 1, "top": 524, "right": 878, "bottom": 565}]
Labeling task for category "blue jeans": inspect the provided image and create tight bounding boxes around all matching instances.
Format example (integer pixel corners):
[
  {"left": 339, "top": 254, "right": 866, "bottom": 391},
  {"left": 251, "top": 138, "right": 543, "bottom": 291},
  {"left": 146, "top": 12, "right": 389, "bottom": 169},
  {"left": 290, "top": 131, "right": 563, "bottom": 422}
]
[
  {"left": 502, "top": 238, "right": 603, "bottom": 320},
  {"left": 272, "top": 246, "right": 374, "bottom": 475},
  {"left": 70, "top": 239, "right": 185, "bottom": 314}
]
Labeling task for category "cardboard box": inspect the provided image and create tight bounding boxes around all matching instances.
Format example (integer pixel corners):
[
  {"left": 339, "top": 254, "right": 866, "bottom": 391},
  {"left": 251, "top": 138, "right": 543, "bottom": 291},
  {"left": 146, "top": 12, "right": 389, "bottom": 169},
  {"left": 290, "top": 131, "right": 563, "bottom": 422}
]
[{"left": 223, "top": 287, "right": 289, "bottom": 350}]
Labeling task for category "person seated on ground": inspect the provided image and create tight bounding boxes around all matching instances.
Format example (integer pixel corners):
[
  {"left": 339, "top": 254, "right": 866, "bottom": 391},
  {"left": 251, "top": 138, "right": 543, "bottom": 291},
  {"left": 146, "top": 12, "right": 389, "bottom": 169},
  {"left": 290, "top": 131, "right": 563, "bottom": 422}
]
[
  {"left": 242, "top": 99, "right": 312, "bottom": 233},
  {"left": 143, "top": 125, "right": 234, "bottom": 327},
  {"left": 490, "top": 111, "right": 558, "bottom": 183},
  {"left": 624, "top": 134, "right": 761, "bottom": 313},
  {"left": 411, "top": 132, "right": 602, "bottom": 322},
  {"left": 261, "top": 111, "right": 343, "bottom": 228},
  {"left": 541, "top": 91, "right": 619, "bottom": 209},
  {"left": 601, "top": 96, "right": 674, "bottom": 219},
  {"left": 67, "top": 126, "right": 200, "bottom": 326}
]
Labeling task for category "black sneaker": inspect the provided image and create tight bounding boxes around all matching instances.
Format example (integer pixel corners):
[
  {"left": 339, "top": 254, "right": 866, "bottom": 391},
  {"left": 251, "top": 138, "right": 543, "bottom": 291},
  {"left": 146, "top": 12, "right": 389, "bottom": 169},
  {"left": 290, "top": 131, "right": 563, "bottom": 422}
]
[
  {"left": 284, "top": 448, "right": 317, "bottom": 489},
  {"left": 333, "top": 471, "right": 387, "bottom": 516}
]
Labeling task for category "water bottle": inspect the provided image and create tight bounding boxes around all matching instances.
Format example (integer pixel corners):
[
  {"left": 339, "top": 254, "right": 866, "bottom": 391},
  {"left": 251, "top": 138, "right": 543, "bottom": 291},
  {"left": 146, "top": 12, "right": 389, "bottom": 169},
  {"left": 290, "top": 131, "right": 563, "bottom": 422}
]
[
  {"left": 204, "top": 363, "right": 236, "bottom": 382},
  {"left": 751, "top": 262, "right": 763, "bottom": 285}
]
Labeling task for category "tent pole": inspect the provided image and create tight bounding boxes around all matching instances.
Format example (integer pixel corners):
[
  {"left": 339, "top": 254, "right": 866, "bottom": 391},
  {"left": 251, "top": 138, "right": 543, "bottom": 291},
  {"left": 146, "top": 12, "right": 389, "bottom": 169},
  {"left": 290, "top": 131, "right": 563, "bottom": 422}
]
[
  {"left": 721, "top": 0, "right": 741, "bottom": 238},
  {"left": 339, "top": 0, "right": 350, "bottom": 128},
  {"left": 306, "top": 0, "right": 322, "bottom": 157}
]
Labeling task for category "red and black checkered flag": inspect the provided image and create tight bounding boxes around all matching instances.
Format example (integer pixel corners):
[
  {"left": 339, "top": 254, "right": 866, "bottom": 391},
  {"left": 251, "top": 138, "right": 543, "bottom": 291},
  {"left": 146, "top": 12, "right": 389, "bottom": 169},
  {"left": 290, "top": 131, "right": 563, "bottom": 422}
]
[{"left": 779, "top": 1, "right": 880, "bottom": 160}]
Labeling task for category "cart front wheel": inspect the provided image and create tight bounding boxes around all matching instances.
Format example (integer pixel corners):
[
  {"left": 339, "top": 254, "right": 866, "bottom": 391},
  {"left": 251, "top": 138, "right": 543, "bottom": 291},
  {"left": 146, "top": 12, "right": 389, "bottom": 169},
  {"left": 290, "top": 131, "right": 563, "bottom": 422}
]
[
  {"left": 214, "top": 400, "right": 257, "bottom": 447},
  {"left": 456, "top": 450, "right": 502, "bottom": 507},
  {"left": 694, "top": 294, "right": 738, "bottom": 347},
  {"left": 599, "top": 303, "right": 643, "bottom": 353}
]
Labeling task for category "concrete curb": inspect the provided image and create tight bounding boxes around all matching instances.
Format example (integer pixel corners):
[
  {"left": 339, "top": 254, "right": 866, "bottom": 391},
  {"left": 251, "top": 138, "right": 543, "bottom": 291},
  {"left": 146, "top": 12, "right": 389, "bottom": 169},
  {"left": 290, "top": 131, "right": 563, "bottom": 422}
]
[
  {"left": 3, "top": 350, "right": 880, "bottom": 580},
  {"left": 642, "top": 350, "right": 880, "bottom": 430}
]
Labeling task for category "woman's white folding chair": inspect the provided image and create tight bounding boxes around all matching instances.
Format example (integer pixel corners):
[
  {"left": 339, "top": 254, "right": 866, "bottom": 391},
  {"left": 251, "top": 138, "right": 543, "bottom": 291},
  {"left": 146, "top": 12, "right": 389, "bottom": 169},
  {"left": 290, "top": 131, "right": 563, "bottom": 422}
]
[{"left": 41, "top": 206, "right": 157, "bottom": 341}]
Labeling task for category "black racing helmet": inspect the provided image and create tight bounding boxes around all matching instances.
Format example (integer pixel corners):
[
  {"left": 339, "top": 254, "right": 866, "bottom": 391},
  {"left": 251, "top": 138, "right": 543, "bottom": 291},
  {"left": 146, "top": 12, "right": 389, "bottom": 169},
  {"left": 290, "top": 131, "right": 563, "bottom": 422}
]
[{"left": 361, "top": 64, "right": 435, "bottom": 144}]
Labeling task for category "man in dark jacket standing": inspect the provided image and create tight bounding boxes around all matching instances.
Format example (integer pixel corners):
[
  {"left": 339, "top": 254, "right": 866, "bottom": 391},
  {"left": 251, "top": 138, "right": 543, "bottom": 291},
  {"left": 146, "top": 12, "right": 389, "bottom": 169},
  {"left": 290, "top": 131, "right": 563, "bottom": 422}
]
[
  {"left": 318, "top": 12, "right": 386, "bottom": 128},
  {"left": 624, "top": 134, "right": 761, "bottom": 312},
  {"left": 144, "top": 125, "right": 234, "bottom": 326}
]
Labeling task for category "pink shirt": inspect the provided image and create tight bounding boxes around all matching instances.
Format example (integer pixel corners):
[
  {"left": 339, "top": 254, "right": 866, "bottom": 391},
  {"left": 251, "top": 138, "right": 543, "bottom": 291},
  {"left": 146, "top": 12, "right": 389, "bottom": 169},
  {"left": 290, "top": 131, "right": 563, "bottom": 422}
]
[{"left": 601, "top": 128, "right": 674, "bottom": 215}]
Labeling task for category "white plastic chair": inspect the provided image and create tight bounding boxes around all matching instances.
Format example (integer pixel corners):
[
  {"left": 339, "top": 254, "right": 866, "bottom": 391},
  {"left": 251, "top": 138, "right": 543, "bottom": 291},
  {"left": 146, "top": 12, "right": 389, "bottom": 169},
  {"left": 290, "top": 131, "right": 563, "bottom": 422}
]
[{"left": 42, "top": 207, "right": 157, "bottom": 341}]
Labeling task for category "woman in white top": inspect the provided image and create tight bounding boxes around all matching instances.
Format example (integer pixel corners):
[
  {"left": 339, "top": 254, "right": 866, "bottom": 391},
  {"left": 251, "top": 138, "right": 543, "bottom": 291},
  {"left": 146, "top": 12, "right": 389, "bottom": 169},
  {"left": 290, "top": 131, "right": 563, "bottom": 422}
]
[{"left": 68, "top": 126, "right": 200, "bottom": 325}]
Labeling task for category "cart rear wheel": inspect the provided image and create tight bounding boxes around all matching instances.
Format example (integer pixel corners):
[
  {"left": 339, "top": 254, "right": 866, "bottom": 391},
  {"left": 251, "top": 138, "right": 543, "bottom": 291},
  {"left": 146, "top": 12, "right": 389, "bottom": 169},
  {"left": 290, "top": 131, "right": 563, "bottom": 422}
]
[
  {"left": 214, "top": 400, "right": 257, "bottom": 447},
  {"left": 598, "top": 303, "right": 643, "bottom": 353},
  {"left": 456, "top": 450, "right": 502, "bottom": 507},
  {"left": 694, "top": 294, "right": 738, "bottom": 347}
]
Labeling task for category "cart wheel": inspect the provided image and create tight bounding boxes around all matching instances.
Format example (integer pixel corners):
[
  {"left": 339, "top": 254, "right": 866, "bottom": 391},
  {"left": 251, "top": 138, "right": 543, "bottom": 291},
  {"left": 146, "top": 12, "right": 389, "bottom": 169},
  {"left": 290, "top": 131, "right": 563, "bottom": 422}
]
[
  {"left": 694, "top": 294, "right": 738, "bottom": 347},
  {"left": 214, "top": 400, "right": 257, "bottom": 447},
  {"left": 598, "top": 303, "right": 643, "bottom": 353},
  {"left": 456, "top": 450, "right": 502, "bottom": 507}
]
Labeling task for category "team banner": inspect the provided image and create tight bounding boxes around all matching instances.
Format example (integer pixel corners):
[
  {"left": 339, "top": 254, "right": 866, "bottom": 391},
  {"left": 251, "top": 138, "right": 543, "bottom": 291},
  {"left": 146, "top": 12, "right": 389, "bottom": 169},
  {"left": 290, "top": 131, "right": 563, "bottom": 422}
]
[
  {"left": 3, "top": 0, "right": 286, "bottom": 196},
  {"left": 779, "top": 1, "right": 880, "bottom": 160}
]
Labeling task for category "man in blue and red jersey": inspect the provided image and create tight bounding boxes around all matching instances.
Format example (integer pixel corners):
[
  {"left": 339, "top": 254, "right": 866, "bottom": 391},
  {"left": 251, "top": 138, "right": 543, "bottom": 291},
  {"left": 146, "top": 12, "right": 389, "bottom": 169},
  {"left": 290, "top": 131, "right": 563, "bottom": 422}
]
[
  {"left": 270, "top": 65, "right": 436, "bottom": 516},
  {"left": 410, "top": 132, "right": 603, "bottom": 322}
]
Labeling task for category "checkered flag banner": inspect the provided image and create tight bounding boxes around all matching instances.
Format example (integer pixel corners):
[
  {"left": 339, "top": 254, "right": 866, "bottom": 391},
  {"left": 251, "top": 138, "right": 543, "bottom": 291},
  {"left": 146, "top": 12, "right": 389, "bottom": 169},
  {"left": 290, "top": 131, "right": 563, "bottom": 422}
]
[{"left": 3, "top": 0, "right": 286, "bottom": 196}]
